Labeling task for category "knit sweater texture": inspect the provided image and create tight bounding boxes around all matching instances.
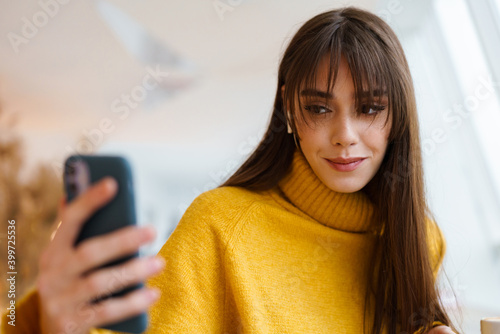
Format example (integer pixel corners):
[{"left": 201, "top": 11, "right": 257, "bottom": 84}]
[{"left": 2, "top": 149, "right": 446, "bottom": 333}]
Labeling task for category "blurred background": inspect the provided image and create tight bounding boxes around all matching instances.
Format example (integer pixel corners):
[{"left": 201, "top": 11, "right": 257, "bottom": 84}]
[{"left": 1, "top": 0, "right": 499, "bottom": 332}]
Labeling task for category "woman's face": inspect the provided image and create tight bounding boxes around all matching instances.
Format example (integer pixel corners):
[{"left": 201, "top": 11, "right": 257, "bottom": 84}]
[{"left": 290, "top": 56, "right": 392, "bottom": 193}]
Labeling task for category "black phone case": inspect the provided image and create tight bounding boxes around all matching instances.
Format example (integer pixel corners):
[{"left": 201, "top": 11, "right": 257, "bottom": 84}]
[{"left": 63, "top": 155, "right": 147, "bottom": 334}]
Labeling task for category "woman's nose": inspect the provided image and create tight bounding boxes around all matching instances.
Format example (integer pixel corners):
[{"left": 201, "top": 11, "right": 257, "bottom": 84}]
[{"left": 330, "top": 113, "right": 359, "bottom": 147}]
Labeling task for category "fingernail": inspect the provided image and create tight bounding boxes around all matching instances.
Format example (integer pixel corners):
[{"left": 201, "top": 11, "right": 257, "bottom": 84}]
[
  {"left": 143, "top": 225, "right": 156, "bottom": 238},
  {"left": 152, "top": 257, "right": 165, "bottom": 270},
  {"left": 148, "top": 288, "right": 160, "bottom": 301},
  {"left": 104, "top": 177, "right": 118, "bottom": 193}
]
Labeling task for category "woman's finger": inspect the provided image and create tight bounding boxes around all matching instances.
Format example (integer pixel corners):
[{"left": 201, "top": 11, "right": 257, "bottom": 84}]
[
  {"left": 428, "top": 326, "right": 455, "bottom": 334},
  {"left": 74, "top": 255, "right": 165, "bottom": 304},
  {"left": 52, "top": 177, "right": 118, "bottom": 248},
  {"left": 90, "top": 287, "right": 160, "bottom": 329},
  {"left": 70, "top": 225, "right": 156, "bottom": 275}
]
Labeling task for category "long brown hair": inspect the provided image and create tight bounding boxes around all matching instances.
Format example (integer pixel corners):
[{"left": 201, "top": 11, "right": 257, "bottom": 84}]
[{"left": 220, "top": 7, "right": 456, "bottom": 333}]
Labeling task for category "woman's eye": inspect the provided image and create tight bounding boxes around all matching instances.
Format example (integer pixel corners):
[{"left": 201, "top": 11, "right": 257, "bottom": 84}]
[
  {"left": 304, "top": 105, "right": 329, "bottom": 114},
  {"left": 361, "top": 104, "right": 386, "bottom": 115}
]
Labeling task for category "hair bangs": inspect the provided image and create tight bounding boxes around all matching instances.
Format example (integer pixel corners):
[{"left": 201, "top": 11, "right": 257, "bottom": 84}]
[
  {"left": 284, "top": 19, "right": 399, "bottom": 133},
  {"left": 282, "top": 22, "right": 345, "bottom": 134},
  {"left": 341, "top": 24, "right": 394, "bottom": 128}
]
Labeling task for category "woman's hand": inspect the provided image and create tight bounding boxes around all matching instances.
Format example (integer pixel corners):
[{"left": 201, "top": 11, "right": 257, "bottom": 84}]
[
  {"left": 427, "top": 325, "right": 455, "bottom": 334},
  {"left": 37, "top": 177, "right": 165, "bottom": 334}
]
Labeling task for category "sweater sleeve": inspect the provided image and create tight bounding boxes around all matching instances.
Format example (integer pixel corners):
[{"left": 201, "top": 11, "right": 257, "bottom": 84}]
[
  {"left": 2, "top": 190, "right": 231, "bottom": 334},
  {"left": 90, "top": 190, "right": 231, "bottom": 333},
  {"left": 427, "top": 218, "right": 447, "bottom": 280},
  {"left": 139, "top": 190, "right": 229, "bottom": 333}
]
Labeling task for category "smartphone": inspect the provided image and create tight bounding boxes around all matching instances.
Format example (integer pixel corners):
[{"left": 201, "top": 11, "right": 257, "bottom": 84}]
[{"left": 63, "top": 154, "right": 147, "bottom": 334}]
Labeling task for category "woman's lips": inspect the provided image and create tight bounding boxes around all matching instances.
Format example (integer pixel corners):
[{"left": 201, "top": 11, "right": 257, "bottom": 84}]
[{"left": 324, "top": 157, "right": 366, "bottom": 172}]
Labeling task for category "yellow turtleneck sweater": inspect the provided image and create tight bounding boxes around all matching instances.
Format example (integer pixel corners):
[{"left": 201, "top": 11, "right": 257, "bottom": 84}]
[{"left": 2, "top": 149, "right": 446, "bottom": 333}]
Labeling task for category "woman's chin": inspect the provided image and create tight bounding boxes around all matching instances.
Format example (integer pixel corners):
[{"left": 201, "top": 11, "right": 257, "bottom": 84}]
[{"left": 322, "top": 179, "right": 367, "bottom": 193}]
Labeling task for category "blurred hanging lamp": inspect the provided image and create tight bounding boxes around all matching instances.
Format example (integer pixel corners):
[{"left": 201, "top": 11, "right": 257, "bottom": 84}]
[{"left": 94, "top": 0, "right": 198, "bottom": 106}]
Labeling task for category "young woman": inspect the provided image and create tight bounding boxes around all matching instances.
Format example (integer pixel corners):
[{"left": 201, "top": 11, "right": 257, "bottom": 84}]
[{"left": 3, "top": 6, "right": 457, "bottom": 334}]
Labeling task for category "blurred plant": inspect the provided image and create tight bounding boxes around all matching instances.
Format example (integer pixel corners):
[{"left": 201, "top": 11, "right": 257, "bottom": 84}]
[{"left": 0, "top": 103, "right": 63, "bottom": 311}]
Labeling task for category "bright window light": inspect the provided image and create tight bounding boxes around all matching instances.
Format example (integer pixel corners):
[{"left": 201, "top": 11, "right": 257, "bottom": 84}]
[{"left": 435, "top": 0, "right": 500, "bottom": 213}]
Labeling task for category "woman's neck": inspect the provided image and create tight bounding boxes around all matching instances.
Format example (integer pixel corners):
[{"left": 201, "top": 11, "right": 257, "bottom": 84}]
[{"left": 278, "top": 149, "right": 381, "bottom": 233}]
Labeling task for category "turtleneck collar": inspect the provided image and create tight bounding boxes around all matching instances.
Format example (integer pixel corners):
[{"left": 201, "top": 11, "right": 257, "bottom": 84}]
[{"left": 277, "top": 149, "right": 379, "bottom": 233}]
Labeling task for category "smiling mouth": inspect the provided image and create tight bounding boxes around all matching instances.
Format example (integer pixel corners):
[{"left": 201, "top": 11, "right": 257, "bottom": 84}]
[
  {"left": 324, "top": 158, "right": 366, "bottom": 172},
  {"left": 326, "top": 157, "right": 366, "bottom": 163}
]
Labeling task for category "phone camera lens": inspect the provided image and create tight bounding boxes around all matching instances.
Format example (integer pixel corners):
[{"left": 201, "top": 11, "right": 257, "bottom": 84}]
[
  {"left": 67, "top": 165, "right": 75, "bottom": 175},
  {"left": 69, "top": 183, "right": 77, "bottom": 194}
]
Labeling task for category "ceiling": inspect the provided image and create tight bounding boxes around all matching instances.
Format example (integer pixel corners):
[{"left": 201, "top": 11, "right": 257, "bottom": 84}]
[{"left": 0, "top": 0, "right": 378, "bottom": 174}]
